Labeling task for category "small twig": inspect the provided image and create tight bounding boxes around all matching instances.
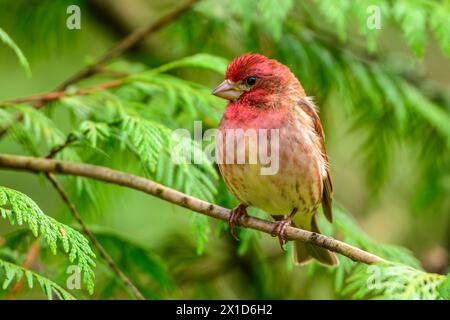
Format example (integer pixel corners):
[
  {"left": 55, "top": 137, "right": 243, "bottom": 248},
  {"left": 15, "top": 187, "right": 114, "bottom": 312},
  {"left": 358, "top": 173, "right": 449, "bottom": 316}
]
[
  {"left": 45, "top": 172, "right": 145, "bottom": 300},
  {"left": 0, "top": 154, "right": 385, "bottom": 265},
  {"left": 56, "top": 0, "right": 200, "bottom": 91},
  {"left": 3, "top": 79, "right": 123, "bottom": 108},
  {"left": 45, "top": 135, "right": 78, "bottom": 159},
  {"left": 0, "top": 80, "right": 124, "bottom": 140}
]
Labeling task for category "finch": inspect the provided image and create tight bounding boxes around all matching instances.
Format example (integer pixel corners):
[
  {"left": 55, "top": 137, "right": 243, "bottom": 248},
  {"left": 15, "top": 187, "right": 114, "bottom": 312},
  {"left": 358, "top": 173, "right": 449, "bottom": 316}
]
[{"left": 212, "top": 53, "right": 338, "bottom": 266}]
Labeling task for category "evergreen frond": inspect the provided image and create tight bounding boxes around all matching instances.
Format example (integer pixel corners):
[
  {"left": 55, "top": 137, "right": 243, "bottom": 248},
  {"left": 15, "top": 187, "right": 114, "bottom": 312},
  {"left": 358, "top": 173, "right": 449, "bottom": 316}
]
[
  {"left": 0, "top": 186, "right": 96, "bottom": 294},
  {"left": 344, "top": 262, "right": 448, "bottom": 300},
  {"left": 438, "top": 274, "right": 450, "bottom": 299},
  {"left": 78, "top": 120, "right": 112, "bottom": 149},
  {"left": 0, "top": 258, "right": 76, "bottom": 300},
  {"left": 309, "top": 0, "right": 450, "bottom": 57},
  {"left": 310, "top": 206, "right": 428, "bottom": 299},
  {"left": 7, "top": 104, "right": 65, "bottom": 156},
  {"left": 120, "top": 115, "right": 168, "bottom": 173},
  {"left": 429, "top": 1, "right": 450, "bottom": 56},
  {"left": 230, "top": 0, "right": 294, "bottom": 41},
  {"left": 119, "top": 116, "right": 218, "bottom": 251},
  {"left": 392, "top": 0, "right": 427, "bottom": 57},
  {"left": 303, "top": 206, "right": 448, "bottom": 300},
  {"left": 130, "top": 72, "right": 224, "bottom": 124},
  {"left": 0, "top": 109, "right": 14, "bottom": 128},
  {"left": 150, "top": 53, "right": 228, "bottom": 74}
]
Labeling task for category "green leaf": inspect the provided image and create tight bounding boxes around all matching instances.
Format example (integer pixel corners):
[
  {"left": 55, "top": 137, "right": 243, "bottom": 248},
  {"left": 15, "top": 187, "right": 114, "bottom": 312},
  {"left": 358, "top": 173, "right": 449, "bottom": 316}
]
[{"left": 0, "top": 27, "right": 31, "bottom": 77}]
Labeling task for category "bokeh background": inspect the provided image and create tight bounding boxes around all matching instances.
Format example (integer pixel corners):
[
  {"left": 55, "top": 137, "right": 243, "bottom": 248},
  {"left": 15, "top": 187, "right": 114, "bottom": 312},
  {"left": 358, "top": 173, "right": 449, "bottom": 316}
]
[{"left": 0, "top": 0, "right": 449, "bottom": 299}]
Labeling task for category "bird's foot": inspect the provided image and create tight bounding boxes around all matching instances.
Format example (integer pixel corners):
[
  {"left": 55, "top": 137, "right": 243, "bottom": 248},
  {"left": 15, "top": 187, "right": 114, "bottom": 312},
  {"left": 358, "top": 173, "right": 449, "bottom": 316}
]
[
  {"left": 271, "top": 208, "right": 298, "bottom": 251},
  {"left": 228, "top": 204, "right": 248, "bottom": 241},
  {"left": 271, "top": 218, "right": 292, "bottom": 251}
]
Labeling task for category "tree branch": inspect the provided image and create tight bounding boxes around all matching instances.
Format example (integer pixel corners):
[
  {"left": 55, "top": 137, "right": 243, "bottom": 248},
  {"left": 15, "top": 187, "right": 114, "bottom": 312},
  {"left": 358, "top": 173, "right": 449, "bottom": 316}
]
[
  {"left": 56, "top": 0, "right": 200, "bottom": 91},
  {"left": 45, "top": 172, "right": 145, "bottom": 300},
  {"left": 0, "top": 80, "right": 124, "bottom": 139},
  {"left": 3, "top": 80, "right": 123, "bottom": 107},
  {"left": 0, "top": 153, "right": 385, "bottom": 265}
]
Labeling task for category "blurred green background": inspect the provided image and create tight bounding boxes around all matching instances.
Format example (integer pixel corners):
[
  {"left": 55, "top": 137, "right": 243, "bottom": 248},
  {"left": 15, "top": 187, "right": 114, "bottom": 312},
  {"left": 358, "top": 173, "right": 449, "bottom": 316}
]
[{"left": 0, "top": 0, "right": 449, "bottom": 300}]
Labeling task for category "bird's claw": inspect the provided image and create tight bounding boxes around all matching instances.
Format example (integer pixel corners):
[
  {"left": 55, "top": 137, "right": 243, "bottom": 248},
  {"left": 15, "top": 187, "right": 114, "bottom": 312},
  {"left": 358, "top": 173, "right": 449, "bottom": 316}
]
[
  {"left": 228, "top": 204, "right": 248, "bottom": 241},
  {"left": 271, "top": 218, "right": 292, "bottom": 251}
]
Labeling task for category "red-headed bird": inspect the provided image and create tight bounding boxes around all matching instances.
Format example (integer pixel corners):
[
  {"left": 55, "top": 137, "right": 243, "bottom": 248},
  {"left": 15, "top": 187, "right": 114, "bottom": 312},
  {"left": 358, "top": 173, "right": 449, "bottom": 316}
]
[{"left": 212, "top": 53, "right": 338, "bottom": 266}]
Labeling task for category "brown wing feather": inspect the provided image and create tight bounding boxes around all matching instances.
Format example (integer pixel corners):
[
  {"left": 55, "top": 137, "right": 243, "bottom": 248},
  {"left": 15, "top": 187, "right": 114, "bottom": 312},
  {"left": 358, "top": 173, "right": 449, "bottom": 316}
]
[
  {"left": 298, "top": 98, "right": 333, "bottom": 223},
  {"left": 321, "top": 169, "right": 333, "bottom": 223}
]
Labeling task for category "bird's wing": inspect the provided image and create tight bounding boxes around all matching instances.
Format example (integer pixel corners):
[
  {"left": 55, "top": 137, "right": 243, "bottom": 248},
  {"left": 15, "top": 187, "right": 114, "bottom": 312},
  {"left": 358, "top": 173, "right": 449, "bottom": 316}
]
[{"left": 298, "top": 97, "right": 333, "bottom": 223}]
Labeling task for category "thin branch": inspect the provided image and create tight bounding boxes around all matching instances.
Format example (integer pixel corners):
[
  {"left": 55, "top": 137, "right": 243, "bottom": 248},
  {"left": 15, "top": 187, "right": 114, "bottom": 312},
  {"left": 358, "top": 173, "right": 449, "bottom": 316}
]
[
  {"left": 45, "top": 136, "right": 77, "bottom": 159},
  {"left": 3, "top": 80, "right": 123, "bottom": 107},
  {"left": 56, "top": 0, "right": 200, "bottom": 91},
  {"left": 0, "top": 154, "right": 385, "bottom": 265},
  {"left": 0, "top": 80, "right": 124, "bottom": 139},
  {"left": 45, "top": 172, "right": 145, "bottom": 300}
]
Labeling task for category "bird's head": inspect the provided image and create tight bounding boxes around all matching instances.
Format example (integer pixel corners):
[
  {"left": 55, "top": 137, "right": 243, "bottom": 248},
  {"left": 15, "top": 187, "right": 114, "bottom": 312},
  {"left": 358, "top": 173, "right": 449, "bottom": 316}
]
[{"left": 212, "top": 53, "right": 303, "bottom": 108}]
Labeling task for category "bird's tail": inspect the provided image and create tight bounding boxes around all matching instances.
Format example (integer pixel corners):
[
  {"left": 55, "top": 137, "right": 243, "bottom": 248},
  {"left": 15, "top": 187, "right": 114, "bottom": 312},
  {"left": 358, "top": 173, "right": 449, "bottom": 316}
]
[{"left": 292, "top": 214, "right": 339, "bottom": 266}]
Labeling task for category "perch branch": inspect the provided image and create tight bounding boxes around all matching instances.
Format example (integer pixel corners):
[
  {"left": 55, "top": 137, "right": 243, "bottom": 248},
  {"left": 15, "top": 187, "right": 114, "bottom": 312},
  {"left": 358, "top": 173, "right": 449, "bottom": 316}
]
[
  {"left": 45, "top": 173, "right": 145, "bottom": 300},
  {"left": 0, "top": 154, "right": 385, "bottom": 265}
]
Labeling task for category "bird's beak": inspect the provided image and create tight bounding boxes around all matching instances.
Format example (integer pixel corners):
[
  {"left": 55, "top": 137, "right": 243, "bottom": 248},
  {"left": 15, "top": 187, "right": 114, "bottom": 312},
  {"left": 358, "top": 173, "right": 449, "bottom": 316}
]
[{"left": 212, "top": 80, "right": 242, "bottom": 100}]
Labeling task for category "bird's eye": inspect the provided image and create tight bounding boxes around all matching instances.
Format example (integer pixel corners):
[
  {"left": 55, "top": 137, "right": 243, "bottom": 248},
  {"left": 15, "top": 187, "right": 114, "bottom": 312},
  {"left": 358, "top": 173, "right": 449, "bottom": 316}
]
[{"left": 246, "top": 76, "right": 257, "bottom": 86}]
